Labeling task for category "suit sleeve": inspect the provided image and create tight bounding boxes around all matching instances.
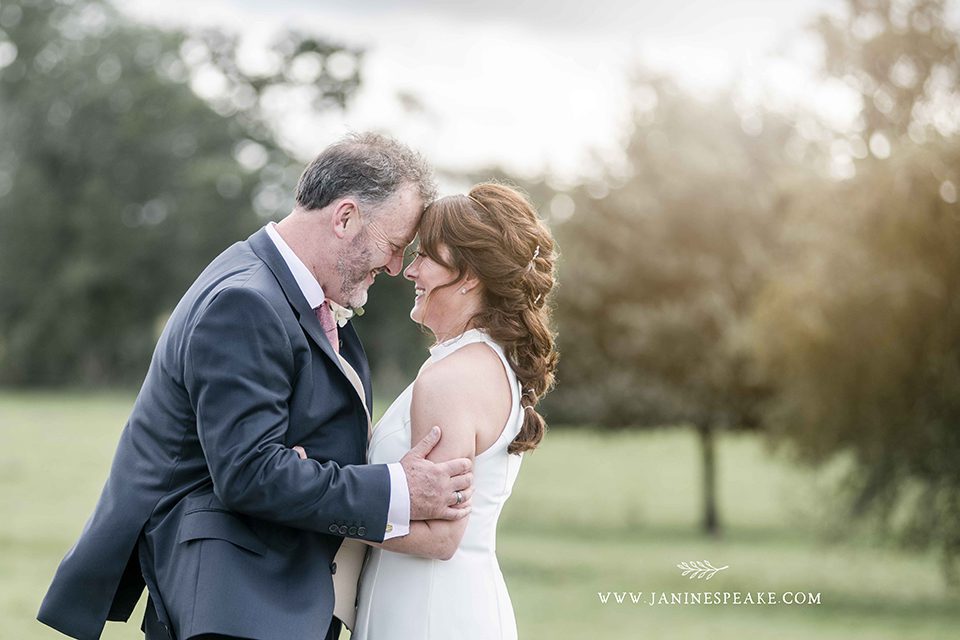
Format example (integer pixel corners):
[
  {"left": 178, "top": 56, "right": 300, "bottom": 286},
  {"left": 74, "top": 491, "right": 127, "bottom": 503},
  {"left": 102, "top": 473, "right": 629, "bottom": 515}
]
[{"left": 183, "top": 285, "right": 391, "bottom": 542}]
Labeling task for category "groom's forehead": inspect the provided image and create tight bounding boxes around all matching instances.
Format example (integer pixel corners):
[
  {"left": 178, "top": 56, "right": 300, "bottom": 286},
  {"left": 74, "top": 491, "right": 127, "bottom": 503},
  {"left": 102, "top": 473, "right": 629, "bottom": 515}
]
[
  {"left": 399, "top": 222, "right": 419, "bottom": 248},
  {"left": 379, "top": 204, "right": 420, "bottom": 248},
  {"left": 395, "top": 195, "right": 425, "bottom": 242}
]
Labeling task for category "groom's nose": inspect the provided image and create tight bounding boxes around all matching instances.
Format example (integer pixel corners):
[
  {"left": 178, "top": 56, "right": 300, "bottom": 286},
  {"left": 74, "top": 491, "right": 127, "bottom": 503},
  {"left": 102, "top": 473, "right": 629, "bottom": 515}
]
[{"left": 384, "top": 251, "right": 404, "bottom": 276}]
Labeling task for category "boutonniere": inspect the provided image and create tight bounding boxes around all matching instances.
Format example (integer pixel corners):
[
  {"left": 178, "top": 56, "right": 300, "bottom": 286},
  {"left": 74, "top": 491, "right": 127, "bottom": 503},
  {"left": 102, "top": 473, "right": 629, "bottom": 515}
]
[{"left": 328, "top": 301, "right": 362, "bottom": 327}]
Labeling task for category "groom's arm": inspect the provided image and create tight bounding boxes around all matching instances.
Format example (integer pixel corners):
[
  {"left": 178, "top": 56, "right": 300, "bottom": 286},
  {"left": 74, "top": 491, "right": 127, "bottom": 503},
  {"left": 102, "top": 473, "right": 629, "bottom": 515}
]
[
  {"left": 186, "top": 286, "right": 472, "bottom": 540},
  {"left": 293, "top": 444, "right": 412, "bottom": 541},
  {"left": 184, "top": 286, "right": 392, "bottom": 541}
]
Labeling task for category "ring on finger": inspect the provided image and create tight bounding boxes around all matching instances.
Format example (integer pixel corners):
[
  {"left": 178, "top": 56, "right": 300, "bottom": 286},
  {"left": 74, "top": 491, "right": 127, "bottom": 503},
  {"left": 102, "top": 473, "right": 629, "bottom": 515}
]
[{"left": 455, "top": 490, "right": 463, "bottom": 505}]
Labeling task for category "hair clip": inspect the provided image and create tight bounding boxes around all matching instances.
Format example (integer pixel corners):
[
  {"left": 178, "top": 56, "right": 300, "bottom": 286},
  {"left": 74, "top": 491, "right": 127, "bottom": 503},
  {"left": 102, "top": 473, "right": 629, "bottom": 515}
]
[{"left": 525, "top": 245, "right": 541, "bottom": 273}]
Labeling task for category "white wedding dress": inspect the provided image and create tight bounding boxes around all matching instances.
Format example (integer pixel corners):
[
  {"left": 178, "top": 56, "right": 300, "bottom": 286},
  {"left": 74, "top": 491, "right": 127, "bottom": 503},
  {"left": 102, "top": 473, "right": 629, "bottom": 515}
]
[{"left": 352, "top": 329, "right": 523, "bottom": 640}]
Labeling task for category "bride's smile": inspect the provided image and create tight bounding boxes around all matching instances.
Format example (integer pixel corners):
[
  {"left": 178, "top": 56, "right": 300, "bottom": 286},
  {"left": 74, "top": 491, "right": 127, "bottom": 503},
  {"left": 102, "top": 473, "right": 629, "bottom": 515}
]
[{"left": 403, "top": 244, "right": 481, "bottom": 343}]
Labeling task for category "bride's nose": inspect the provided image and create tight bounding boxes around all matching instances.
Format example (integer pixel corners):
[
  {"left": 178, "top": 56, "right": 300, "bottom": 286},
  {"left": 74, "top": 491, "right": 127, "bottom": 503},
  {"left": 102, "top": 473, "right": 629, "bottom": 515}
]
[{"left": 403, "top": 261, "right": 417, "bottom": 280}]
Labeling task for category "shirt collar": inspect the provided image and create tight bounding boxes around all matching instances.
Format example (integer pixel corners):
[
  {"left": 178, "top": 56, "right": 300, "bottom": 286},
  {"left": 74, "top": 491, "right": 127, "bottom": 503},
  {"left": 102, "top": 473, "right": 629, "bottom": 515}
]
[{"left": 264, "top": 222, "right": 325, "bottom": 309}]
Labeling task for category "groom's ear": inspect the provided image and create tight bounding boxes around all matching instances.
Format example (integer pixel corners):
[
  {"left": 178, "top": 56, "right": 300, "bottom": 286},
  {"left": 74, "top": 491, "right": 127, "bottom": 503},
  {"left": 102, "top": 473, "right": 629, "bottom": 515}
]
[{"left": 331, "top": 198, "right": 359, "bottom": 239}]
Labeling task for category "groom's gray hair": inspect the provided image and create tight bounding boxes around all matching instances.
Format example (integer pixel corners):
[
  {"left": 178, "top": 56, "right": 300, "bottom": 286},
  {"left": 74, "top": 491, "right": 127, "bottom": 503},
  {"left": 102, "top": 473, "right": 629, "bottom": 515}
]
[{"left": 295, "top": 132, "right": 437, "bottom": 215}]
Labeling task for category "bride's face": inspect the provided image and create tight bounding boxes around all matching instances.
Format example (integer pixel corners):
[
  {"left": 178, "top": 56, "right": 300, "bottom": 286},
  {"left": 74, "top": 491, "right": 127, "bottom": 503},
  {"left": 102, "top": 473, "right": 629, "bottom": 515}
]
[{"left": 403, "top": 244, "right": 464, "bottom": 335}]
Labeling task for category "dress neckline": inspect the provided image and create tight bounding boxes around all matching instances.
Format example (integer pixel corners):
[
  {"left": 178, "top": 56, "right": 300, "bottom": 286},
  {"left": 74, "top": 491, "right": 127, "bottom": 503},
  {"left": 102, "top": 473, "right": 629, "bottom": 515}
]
[{"left": 428, "top": 328, "right": 492, "bottom": 362}]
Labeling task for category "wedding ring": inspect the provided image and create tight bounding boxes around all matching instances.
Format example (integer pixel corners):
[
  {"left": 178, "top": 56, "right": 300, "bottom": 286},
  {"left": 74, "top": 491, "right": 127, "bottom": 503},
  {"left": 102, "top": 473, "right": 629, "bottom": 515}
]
[{"left": 455, "top": 490, "right": 463, "bottom": 505}]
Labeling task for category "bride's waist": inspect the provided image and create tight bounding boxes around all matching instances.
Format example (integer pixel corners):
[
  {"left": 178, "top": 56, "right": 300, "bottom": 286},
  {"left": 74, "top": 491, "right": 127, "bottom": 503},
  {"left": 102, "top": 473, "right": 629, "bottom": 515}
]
[
  {"left": 374, "top": 540, "right": 499, "bottom": 563},
  {"left": 375, "top": 553, "right": 500, "bottom": 575}
]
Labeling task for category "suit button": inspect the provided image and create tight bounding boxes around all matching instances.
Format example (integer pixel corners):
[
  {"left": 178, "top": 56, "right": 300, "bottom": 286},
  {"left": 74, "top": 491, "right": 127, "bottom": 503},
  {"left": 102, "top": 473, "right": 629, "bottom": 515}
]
[
  {"left": 338, "top": 525, "right": 348, "bottom": 535},
  {"left": 330, "top": 561, "right": 337, "bottom": 575},
  {"left": 328, "top": 524, "right": 338, "bottom": 534},
  {"left": 348, "top": 526, "right": 357, "bottom": 536},
  {"left": 357, "top": 526, "right": 366, "bottom": 537}
]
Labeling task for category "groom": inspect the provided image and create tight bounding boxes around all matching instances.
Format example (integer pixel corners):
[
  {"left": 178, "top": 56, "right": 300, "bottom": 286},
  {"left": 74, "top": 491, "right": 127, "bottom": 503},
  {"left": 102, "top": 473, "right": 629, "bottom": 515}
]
[{"left": 38, "top": 133, "right": 472, "bottom": 640}]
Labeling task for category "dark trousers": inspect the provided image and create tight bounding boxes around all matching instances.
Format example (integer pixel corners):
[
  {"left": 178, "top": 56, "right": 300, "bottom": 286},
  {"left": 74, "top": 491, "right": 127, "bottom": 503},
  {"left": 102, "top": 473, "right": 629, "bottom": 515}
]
[{"left": 143, "top": 597, "right": 342, "bottom": 640}]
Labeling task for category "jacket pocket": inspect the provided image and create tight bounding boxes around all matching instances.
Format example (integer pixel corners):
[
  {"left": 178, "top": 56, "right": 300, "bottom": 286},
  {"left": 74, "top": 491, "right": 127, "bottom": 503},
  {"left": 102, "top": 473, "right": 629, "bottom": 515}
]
[{"left": 177, "top": 509, "right": 267, "bottom": 556}]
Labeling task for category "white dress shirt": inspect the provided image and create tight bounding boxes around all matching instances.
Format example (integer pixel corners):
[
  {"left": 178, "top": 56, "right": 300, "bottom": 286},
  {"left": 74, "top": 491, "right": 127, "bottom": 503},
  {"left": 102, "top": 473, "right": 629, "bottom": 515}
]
[{"left": 265, "top": 223, "right": 410, "bottom": 539}]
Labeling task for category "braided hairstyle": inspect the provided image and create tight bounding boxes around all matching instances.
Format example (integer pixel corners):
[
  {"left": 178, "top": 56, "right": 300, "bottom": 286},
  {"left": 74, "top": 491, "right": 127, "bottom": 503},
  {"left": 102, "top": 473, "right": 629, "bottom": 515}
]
[{"left": 417, "top": 183, "right": 558, "bottom": 454}]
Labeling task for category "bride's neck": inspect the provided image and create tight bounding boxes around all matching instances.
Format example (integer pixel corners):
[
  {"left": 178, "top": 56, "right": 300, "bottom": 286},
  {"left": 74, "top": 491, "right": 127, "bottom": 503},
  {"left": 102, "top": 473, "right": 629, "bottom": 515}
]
[{"left": 432, "top": 318, "right": 479, "bottom": 345}]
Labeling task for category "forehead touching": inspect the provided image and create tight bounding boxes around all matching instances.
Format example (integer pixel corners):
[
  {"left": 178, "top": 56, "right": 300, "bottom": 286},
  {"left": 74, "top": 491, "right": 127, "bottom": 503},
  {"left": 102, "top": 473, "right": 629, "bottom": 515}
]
[{"left": 379, "top": 183, "right": 424, "bottom": 245}]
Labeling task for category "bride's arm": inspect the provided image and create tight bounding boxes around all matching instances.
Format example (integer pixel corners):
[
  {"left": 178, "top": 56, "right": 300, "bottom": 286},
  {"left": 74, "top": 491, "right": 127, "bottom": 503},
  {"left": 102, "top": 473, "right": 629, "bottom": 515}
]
[{"left": 369, "top": 352, "right": 482, "bottom": 560}]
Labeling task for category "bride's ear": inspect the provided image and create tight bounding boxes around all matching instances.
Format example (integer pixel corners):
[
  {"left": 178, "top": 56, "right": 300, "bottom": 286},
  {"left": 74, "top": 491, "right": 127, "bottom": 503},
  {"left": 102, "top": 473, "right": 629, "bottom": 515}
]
[{"left": 458, "top": 271, "right": 481, "bottom": 295}]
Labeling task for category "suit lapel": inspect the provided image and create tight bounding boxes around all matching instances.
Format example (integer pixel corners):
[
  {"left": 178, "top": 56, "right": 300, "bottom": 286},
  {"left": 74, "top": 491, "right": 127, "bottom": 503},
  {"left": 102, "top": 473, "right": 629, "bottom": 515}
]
[{"left": 246, "top": 228, "right": 348, "bottom": 381}]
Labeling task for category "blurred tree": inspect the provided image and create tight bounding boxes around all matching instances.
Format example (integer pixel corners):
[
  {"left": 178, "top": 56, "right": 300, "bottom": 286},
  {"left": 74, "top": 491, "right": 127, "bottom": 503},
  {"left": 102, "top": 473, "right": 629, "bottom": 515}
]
[
  {"left": 752, "top": 141, "right": 960, "bottom": 582},
  {"left": 751, "top": 0, "right": 960, "bottom": 583},
  {"left": 0, "top": 0, "right": 362, "bottom": 385},
  {"left": 547, "top": 75, "right": 811, "bottom": 535},
  {"left": 813, "top": 0, "right": 959, "bottom": 145}
]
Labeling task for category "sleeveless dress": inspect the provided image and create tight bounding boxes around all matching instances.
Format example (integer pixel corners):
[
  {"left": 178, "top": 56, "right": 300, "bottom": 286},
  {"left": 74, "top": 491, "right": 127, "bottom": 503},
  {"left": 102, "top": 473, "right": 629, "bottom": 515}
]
[{"left": 352, "top": 329, "right": 524, "bottom": 640}]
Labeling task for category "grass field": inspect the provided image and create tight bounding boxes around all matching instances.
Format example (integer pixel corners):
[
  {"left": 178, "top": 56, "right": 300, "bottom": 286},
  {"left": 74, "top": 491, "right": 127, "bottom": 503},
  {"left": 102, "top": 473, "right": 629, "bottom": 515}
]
[{"left": 2, "top": 391, "right": 958, "bottom": 639}]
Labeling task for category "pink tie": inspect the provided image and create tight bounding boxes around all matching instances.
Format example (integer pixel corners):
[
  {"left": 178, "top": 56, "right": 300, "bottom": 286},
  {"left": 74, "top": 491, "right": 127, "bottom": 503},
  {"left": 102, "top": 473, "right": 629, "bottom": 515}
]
[{"left": 315, "top": 301, "right": 339, "bottom": 354}]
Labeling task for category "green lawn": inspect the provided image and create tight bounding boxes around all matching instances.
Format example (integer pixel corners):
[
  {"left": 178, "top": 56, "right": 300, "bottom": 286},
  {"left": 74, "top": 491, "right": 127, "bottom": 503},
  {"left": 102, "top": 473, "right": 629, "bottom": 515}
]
[{"left": 2, "top": 391, "right": 957, "bottom": 639}]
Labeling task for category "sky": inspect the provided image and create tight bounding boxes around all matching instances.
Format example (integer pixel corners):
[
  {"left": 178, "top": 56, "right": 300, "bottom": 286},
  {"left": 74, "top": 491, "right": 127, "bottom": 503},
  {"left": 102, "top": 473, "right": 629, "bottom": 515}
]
[{"left": 121, "top": 0, "right": 844, "bottom": 184}]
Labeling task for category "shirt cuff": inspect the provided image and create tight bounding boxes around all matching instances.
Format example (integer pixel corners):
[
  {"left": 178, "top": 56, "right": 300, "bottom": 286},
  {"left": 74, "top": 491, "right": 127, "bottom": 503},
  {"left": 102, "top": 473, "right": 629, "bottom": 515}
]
[{"left": 384, "top": 462, "right": 410, "bottom": 539}]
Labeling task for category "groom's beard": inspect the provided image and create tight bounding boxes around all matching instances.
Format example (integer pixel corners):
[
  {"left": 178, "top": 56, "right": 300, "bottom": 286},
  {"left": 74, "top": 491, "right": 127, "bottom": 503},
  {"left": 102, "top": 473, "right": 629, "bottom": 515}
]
[{"left": 336, "top": 230, "right": 374, "bottom": 309}]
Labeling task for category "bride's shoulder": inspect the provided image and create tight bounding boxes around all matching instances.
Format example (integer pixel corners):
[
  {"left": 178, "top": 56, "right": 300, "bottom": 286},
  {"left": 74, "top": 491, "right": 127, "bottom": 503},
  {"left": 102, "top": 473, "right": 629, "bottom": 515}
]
[
  {"left": 411, "top": 343, "right": 513, "bottom": 450},
  {"left": 424, "top": 341, "right": 503, "bottom": 379},
  {"left": 414, "top": 342, "right": 508, "bottom": 406}
]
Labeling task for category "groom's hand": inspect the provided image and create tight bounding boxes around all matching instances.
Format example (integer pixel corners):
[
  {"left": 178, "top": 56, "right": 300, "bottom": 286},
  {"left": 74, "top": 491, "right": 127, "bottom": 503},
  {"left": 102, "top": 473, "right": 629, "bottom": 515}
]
[{"left": 401, "top": 426, "right": 474, "bottom": 521}]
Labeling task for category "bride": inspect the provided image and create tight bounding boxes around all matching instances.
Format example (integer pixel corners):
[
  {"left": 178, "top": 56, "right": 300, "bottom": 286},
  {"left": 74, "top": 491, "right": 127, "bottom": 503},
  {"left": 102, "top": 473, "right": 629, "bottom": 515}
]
[{"left": 350, "top": 182, "right": 558, "bottom": 639}]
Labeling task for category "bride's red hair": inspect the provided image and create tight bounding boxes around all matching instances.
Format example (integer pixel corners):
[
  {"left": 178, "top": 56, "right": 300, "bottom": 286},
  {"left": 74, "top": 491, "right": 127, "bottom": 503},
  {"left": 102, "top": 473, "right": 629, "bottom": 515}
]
[{"left": 417, "top": 183, "right": 559, "bottom": 454}]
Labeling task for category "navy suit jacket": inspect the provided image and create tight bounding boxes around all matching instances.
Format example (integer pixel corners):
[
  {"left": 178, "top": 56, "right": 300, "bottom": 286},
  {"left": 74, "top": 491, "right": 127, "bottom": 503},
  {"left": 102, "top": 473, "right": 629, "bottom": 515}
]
[{"left": 38, "top": 228, "right": 391, "bottom": 640}]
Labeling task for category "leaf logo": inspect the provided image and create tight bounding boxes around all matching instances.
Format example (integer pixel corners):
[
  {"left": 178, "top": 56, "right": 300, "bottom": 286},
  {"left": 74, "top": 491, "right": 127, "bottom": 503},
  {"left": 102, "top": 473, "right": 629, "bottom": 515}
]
[{"left": 676, "top": 560, "right": 729, "bottom": 580}]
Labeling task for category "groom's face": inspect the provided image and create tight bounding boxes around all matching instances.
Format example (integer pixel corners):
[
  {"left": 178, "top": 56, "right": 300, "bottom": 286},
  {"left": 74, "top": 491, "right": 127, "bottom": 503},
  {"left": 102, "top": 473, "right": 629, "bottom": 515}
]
[{"left": 335, "top": 184, "right": 422, "bottom": 309}]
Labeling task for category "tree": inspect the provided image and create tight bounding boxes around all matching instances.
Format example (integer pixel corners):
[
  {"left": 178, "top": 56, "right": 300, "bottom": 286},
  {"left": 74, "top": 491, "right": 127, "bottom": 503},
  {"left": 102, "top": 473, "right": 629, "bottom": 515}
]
[
  {"left": 813, "top": 0, "right": 959, "bottom": 143},
  {"left": 750, "top": 0, "right": 960, "bottom": 582},
  {"left": 547, "top": 76, "right": 808, "bottom": 535},
  {"left": 0, "top": 0, "right": 362, "bottom": 385},
  {"left": 751, "top": 138, "right": 960, "bottom": 581}
]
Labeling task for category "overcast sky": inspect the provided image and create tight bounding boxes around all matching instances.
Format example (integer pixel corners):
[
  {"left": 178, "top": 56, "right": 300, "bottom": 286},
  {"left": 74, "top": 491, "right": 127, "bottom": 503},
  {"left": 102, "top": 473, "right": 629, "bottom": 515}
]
[{"left": 123, "top": 0, "right": 844, "bottom": 183}]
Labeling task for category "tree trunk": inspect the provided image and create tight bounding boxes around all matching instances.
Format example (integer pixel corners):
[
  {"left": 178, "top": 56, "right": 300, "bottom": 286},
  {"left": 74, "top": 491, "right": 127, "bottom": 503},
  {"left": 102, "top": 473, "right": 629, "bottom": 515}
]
[{"left": 697, "top": 421, "right": 720, "bottom": 537}]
